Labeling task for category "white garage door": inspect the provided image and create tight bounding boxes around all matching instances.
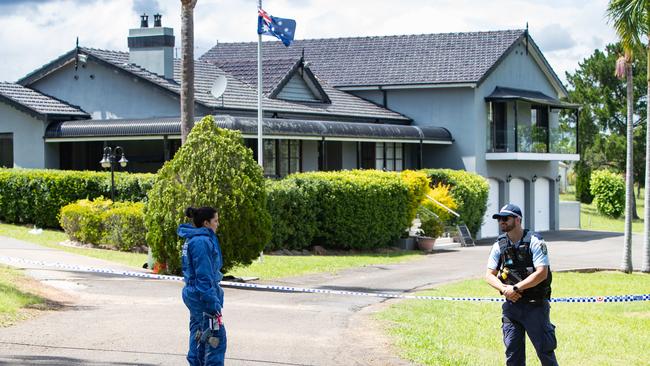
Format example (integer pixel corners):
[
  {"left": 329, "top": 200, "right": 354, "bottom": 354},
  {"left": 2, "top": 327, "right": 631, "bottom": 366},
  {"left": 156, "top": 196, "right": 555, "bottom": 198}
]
[
  {"left": 534, "top": 178, "right": 550, "bottom": 232},
  {"left": 509, "top": 178, "right": 526, "bottom": 228},
  {"left": 481, "top": 178, "right": 500, "bottom": 238}
]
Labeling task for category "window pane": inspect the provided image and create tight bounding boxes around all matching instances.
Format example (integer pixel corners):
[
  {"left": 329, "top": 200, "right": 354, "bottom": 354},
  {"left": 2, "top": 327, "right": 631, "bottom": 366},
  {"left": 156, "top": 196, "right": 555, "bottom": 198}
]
[
  {"left": 290, "top": 140, "right": 299, "bottom": 158},
  {"left": 386, "top": 143, "right": 395, "bottom": 159},
  {"left": 290, "top": 157, "right": 299, "bottom": 174},
  {"left": 0, "top": 133, "right": 13, "bottom": 168},
  {"left": 279, "top": 140, "right": 289, "bottom": 159},
  {"left": 263, "top": 140, "right": 276, "bottom": 176},
  {"left": 386, "top": 159, "right": 395, "bottom": 171},
  {"left": 396, "top": 159, "right": 403, "bottom": 172},
  {"left": 375, "top": 158, "right": 384, "bottom": 170},
  {"left": 280, "top": 156, "right": 289, "bottom": 176},
  {"left": 376, "top": 143, "right": 384, "bottom": 157},
  {"left": 395, "top": 143, "right": 403, "bottom": 157}
]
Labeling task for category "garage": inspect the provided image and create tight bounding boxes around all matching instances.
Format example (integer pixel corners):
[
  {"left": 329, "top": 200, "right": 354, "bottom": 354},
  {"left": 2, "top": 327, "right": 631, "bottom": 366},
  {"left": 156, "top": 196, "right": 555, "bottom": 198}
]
[
  {"left": 509, "top": 178, "right": 526, "bottom": 228},
  {"left": 534, "top": 178, "right": 550, "bottom": 232},
  {"left": 481, "top": 178, "right": 500, "bottom": 238}
]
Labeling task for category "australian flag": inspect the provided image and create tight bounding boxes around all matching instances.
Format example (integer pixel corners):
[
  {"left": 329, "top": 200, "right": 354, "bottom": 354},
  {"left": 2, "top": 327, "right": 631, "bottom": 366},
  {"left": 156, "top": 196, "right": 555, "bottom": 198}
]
[{"left": 257, "top": 8, "right": 296, "bottom": 47}]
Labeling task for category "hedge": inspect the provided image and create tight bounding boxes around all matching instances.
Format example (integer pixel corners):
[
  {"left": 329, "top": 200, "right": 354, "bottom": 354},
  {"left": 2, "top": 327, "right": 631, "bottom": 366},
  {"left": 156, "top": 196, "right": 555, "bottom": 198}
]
[
  {"left": 0, "top": 168, "right": 154, "bottom": 228},
  {"left": 59, "top": 198, "right": 146, "bottom": 251},
  {"left": 265, "top": 179, "right": 319, "bottom": 251},
  {"left": 421, "top": 169, "right": 489, "bottom": 237},
  {"left": 590, "top": 170, "right": 625, "bottom": 218}
]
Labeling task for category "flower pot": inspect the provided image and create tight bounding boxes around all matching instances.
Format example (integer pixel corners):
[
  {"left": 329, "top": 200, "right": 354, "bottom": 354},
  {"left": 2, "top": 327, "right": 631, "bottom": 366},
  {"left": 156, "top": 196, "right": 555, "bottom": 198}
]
[{"left": 417, "top": 236, "right": 436, "bottom": 252}]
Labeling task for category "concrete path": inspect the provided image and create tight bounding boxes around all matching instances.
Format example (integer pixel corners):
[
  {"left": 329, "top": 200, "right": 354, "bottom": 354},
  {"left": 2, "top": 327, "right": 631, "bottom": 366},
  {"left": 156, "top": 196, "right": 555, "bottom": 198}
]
[{"left": 0, "top": 230, "right": 645, "bottom": 365}]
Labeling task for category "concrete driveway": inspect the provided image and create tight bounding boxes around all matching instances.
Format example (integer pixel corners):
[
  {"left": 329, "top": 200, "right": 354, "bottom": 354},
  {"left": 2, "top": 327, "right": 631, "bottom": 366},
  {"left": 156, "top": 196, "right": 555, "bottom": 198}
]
[{"left": 0, "top": 230, "right": 644, "bottom": 365}]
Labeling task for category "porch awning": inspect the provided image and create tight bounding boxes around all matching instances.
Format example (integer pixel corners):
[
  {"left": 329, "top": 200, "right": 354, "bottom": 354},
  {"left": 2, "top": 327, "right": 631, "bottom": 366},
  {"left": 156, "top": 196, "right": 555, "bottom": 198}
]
[
  {"left": 484, "top": 86, "right": 579, "bottom": 109},
  {"left": 44, "top": 115, "right": 453, "bottom": 144}
]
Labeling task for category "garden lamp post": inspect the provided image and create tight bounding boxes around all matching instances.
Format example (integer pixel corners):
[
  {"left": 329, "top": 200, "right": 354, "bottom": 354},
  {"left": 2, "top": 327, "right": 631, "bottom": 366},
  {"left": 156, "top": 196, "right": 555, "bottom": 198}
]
[{"left": 99, "top": 146, "right": 128, "bottom": 201}]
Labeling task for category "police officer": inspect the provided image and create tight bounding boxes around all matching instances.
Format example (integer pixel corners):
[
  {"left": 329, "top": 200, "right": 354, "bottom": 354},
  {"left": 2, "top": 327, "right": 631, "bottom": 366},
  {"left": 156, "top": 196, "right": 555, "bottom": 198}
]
[
  {"left": 485, "top": 204, "right": 558, "bottom": 366},
  {"left": 178, "top": 206, "right": 227, "bottom": 366}
]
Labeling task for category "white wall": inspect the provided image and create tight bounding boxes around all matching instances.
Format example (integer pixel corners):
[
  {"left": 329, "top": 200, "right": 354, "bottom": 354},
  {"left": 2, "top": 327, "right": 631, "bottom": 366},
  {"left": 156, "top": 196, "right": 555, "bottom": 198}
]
[{"left": 0, "top": 103, "right": 48, "bottom": 168}]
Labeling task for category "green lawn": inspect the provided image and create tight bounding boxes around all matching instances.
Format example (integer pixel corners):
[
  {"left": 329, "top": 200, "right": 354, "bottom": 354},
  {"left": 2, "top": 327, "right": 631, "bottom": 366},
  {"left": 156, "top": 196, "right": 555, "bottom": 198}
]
[
  {"left": 376, "top": 272, "right": 650, "bottom": 366},
  {"left": 0, "top": 223, "right": 147, "bottom": 268},
  {"left": 0, "top": 265, "right": 46, "bottom": 326},
  {"left": 0, "top": 222, "right": 424, "bottom": 280},
  {"left": 561, "top": 188, "right": 646, "bottom": 233},
  {"left": 228, "top": 251, "right": 424, "bottom": 280}
]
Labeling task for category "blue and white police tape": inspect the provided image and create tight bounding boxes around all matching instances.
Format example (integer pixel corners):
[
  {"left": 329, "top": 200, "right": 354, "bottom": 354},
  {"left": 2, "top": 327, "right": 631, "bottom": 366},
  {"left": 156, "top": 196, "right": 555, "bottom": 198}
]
[{"left": 1, "top": 256, "right": 648, "bottom": 304}]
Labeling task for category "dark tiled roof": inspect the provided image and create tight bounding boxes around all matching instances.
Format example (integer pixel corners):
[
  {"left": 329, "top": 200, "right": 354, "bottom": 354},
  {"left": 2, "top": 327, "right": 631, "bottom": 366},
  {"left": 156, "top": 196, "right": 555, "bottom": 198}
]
[
  {"left": 200, "top": 30, "right": 526, "bottom": 87},
  {"left": 71, "top": 48, "right": 408, "bottom": 122},
  {"left": 0, "top": 82, "right": 88, "bottom": 117},
  {"left": 45, "top": 115, "right": 452, "bottom": 142},
  {"left": 215, "top": 57, "right": 299, "bottom": 95}
]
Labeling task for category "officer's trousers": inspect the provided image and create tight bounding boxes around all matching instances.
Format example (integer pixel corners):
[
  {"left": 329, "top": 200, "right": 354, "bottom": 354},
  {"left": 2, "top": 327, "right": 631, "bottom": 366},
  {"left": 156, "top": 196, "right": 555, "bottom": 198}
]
[
  {"left": 502, "top": 300, "right": 558, "bottom": 366},
  {"left": 186, "top": 310, "right": 227, "bottom": 366}
]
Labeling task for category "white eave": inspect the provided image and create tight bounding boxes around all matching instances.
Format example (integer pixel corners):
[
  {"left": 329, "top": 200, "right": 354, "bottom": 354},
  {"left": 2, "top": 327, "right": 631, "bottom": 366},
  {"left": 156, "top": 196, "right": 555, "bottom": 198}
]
[{"left": 485, "top": 152, "right": 580, "bottom": 161}]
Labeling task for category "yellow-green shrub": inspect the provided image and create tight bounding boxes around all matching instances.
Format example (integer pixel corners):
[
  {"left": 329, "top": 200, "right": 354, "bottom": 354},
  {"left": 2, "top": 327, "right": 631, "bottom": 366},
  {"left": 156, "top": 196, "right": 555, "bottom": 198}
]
[
  {"left": 59, "top": 198, "right": 112, "bottom": 244},
  {"left": 421, "top": 183, "right": 458, "bottom": 224},
  {"left": 101, "top": 202, "right": 146, "bottom": 251}
]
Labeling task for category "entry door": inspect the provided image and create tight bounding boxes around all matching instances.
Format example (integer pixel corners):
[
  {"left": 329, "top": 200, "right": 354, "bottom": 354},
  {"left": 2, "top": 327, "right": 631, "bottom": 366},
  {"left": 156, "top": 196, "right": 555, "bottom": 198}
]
[
  {"left": 481, "top": 178, "right": 500, "bottom": 238},
  {"left": 509, "top": 178, "right": 526, "bottom": 229},
  {"left": 534, "top": 178, "right": 550, "bottom": 232}
]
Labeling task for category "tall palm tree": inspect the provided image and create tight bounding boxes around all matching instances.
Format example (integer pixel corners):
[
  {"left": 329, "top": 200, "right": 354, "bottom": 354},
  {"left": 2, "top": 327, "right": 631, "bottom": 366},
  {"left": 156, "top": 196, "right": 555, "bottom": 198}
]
[
  {"left": 607, "top": 0, "right": 650, "bottom": 273},
  {"left": 180, "top": 0, "right": 198, "bottom": 144},
  {"left": 615, "top": 53, "right": 635, "bottom": 273}
]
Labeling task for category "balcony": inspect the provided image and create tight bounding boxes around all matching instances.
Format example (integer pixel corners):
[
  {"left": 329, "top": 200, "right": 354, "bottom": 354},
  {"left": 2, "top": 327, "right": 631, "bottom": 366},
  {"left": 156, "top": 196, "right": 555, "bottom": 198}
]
[{"left": 484, "top": 87, "right": 579, "bottom": 161}]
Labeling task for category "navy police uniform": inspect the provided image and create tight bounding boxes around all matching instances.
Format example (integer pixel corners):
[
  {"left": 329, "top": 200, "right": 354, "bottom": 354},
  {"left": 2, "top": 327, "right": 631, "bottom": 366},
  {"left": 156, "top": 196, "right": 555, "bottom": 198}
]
[
  {"left": 488, "top": 219, "right": 558, "bottom": 365},
  {"left": 178, "top": 223, "right": 227, "bottom": 366}
]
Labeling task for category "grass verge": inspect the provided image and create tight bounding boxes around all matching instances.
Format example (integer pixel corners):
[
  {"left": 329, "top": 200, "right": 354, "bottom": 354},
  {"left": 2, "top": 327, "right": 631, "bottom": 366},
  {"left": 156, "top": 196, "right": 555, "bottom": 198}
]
[
  {"left": 227, "top": 251, "right": 424, "bottom": 280},
  {"left": 560, "top": 188, "right": 646, "bottom": 233},
  {"left": 0, "top": 265, "right": 47, "bottom": 326},
  {"left": 376, "top": 272, "right": 650, "bottom": 366}
]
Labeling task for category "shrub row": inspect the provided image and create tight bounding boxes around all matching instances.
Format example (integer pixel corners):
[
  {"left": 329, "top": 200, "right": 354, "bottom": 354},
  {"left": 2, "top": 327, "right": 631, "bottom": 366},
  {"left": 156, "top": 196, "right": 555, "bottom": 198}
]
[
  {"left": 60, "top": 198, "right": 146, "bottom": 251},
  {"left": 0, "top": 168, "right": 154, "bottom": 228},
  {"left": 422, "top": 169, "right": 489, "bottom": 237},
  {"left": 265, "top": 170, "right": 429, "bottom": 251},
  {"left": 590, "top": 170, "right": 625, "bottom": 218}
]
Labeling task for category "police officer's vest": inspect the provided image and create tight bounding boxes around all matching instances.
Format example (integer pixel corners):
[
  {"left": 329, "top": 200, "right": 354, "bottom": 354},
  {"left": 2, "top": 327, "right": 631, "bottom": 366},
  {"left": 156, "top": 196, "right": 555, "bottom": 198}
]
[{"left": 497, "top": 229, "right": 552, "bottom": 302}]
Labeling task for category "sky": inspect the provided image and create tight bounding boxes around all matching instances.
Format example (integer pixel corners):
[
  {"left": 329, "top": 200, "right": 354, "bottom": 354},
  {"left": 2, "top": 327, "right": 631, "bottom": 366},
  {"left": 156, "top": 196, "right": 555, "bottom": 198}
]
[{"left": 0, "top": 0, "right": 618, "bottom": 85}]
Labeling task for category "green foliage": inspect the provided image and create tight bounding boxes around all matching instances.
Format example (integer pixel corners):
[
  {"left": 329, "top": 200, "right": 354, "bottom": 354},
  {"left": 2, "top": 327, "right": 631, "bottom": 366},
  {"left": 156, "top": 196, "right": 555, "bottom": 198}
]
[
  {"left": 590, "top": 170, "right": 626, "bottom": 218},
  {"left": 399, "top": 170, "right": 430, "bottom": 223},
  {"left": 59, "top": 198, "right": 146, "bottom": 251},
  {"left": 101, "top": 202, "right": 146, "bottom": 251},
  {"left": 574, "top": 161, "right": 594, "bottom": 204},
  {"left": 417, "top": 212, "right": 444, "bottom": 238},
  {"left": 285, "top": 170, "right": 410, "bottom": 250},
  {"left": 421, "top": 169, "right": 489, "bottom": 236},
  {"left": 265, "top": 179, "right": 319, "bottom": 251},
  {"left": 144, "top": 116, "right": 271, "bottom": 274},
  {"left": 0, "top": 168, "right": 154, "bottom": 228}
]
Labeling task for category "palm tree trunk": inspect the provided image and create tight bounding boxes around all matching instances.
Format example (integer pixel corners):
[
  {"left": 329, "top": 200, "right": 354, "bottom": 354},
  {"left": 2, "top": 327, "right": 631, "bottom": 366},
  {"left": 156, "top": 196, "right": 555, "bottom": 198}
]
[
  {"left": 180, "top": 0, "right": 197, "bottom": 144},
  {"left": 622, "top": 62, "right": 633, "bottom": 273},
  {"left": 644, "top": 42, "right": 650, "bottom": 273},
  {"left": 632, "top": 188, "right": 640, "bottom": 219}
]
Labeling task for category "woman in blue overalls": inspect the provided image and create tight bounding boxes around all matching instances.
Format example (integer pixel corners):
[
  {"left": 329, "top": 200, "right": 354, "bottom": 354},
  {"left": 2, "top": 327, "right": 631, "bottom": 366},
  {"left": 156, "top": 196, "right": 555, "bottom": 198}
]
[{"left": 178, "top": 206, "right": 226, "bottom": 366}]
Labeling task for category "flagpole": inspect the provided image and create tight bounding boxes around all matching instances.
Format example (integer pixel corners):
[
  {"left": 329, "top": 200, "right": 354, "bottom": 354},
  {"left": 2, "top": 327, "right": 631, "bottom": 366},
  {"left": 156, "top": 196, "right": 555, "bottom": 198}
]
[{"left": 257, "top": 0, "right": 264, "bottom": 169}]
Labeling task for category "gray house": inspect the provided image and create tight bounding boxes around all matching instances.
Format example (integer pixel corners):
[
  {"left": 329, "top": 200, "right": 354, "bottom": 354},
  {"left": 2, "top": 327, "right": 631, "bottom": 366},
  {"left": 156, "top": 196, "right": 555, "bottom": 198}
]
[
  {"left": 202, "top": 30, "right": 580, "bottom": 237},
  {"left": 0, "top": 16, "right": 578, "bottom": 238}
]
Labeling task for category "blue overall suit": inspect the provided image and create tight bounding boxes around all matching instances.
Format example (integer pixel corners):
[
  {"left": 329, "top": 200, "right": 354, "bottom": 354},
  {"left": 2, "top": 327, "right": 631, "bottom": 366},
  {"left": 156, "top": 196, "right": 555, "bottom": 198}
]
[
  {"left": 488, "top": 231, "right": 558, "bottom": 366},
  {"left": 178, "top": 223, "right": 227, "bottom": 366}
]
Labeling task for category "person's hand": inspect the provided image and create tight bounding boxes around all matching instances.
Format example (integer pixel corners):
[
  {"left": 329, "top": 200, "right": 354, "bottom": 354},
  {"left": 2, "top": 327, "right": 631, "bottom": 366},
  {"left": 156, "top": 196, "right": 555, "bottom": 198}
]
[{"left": 502, "top": 285, "right": 521, "bottom": 302}]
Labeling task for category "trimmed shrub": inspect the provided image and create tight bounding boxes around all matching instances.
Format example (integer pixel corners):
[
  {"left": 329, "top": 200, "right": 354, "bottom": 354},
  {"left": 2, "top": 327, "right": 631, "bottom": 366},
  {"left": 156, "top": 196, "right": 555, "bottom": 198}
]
[
  {"left": 265, "top": 179, "right": 319, "bottom": 251},
  {"left": 590, "top": 170, "right": 625, "bottom": 218},
  {"left": 420, "top": 183, "right": 458, "bottom": 224},
  {"left": 422, "top": 169, "right": 489, "bottom": 237},
  {"left": 144, "top": 116, "right": 272, "bottom": 274},
  {"left": 60, "top": 198, "right": 112, "bottom": 244},
  {"left": 575, "top": 162, "right": 594, "bottom": 204},
  {"left": 286, "top": 170, "right": 411, "bottom": 250},
  {"left": 399, "top": 170, "right": 430, "bottom": 223},
  {"left": 0, "top": 168, "right": 154, "bottom": 228},
  {"left": 101, "top": 202, "right": 146, "bottom": 251}
]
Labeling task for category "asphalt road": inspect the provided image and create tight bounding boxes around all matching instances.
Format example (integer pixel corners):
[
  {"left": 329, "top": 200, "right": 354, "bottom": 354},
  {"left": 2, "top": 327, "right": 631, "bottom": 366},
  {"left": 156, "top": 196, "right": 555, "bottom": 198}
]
[{"left": 0, "top": 230, "right": 645, "bottom": 365}]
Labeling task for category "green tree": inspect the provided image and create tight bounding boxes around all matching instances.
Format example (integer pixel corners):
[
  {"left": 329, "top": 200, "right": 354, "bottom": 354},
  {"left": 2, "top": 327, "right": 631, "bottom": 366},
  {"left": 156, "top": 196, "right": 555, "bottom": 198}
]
[
  {"left": 144, "top": 116, "right": 272, "bottom": 274},
  {"left": 607, "top": 0, "right": 650, "bottom": 272}
]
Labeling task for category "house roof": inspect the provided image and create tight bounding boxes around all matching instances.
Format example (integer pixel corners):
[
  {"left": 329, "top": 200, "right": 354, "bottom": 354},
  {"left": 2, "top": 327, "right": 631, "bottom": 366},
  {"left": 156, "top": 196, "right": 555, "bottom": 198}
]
[
  {"left": 485, "top": 86, "right": 579, "bottom": 109},
  {"left": 44, "top": 115, "right": 452, "bottom": 143},
  {"left": 18, "top": 48, "right": 409, "bottom": 123},
  {"left": 201, "top": 30, "right": 529, "bottom": 87},
  {"left": 0, "top": 82, "right": 88, "bottom": 119}
]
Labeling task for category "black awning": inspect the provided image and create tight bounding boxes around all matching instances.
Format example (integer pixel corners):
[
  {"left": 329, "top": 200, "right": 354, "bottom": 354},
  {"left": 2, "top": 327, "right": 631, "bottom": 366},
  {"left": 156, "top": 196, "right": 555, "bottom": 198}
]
[
  {"left": 44, "top": 115, "right": 453, "bottom": 144},
  {"left": 484, "top": 86, "right": 579, "bottom": 109}
]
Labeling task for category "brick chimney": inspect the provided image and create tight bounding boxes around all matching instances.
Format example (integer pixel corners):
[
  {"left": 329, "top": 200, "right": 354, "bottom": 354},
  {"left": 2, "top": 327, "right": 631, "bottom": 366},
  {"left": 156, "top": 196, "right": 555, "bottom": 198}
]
[{"left": 128, "top": 13, "right": 175, "bottom": 79}]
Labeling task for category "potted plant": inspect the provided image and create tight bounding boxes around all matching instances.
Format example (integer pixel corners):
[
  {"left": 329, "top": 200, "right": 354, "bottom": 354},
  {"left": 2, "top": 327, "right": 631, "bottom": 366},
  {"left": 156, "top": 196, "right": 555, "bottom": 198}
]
[{"left": 416, "top": 214, "right": 443, "bottom": 252}]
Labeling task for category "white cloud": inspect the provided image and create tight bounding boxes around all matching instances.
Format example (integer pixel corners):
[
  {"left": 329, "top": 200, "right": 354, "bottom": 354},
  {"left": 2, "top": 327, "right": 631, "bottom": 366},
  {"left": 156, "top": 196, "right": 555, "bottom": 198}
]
[{"left": 0, "top": 0, "right": 619, "bottom": 83}]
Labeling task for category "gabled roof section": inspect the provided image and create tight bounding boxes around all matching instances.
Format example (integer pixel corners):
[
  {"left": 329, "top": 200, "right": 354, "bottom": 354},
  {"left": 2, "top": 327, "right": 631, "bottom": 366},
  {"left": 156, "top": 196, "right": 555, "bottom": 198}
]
[
  {"left": 0, "top": 82, "right": 88, "bottom": 120},
  {"left": 201, "top": 30, "right": 527, "bottom": 87},
  {"left": 18, "top": 47, "right": 406, "bottom": 123}
]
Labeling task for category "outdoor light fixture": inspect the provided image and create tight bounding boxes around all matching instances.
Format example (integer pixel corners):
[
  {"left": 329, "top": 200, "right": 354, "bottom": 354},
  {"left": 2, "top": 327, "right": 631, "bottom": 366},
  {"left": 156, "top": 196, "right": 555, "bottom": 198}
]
[
  {"left": 100, "top": 146, "right": 128, "bottom": 201},
  {"left": 78, "top": 54, "right": 88, "bottom": 64},
  {"left": 532, "top": 174, "right": 538, "bottom": 182},
  {"left": 556, "top": 175, "right": 561, "bottom": 182},
  {"left": 506, "top": 174, "right": 512, "bottom": 183}
]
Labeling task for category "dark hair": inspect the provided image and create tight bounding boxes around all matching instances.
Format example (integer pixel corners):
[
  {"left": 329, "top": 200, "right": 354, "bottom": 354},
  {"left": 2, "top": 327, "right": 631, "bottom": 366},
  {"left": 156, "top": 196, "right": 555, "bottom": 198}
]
[{"left": 185, "top": 206, "right": 218, "bottom": 228}]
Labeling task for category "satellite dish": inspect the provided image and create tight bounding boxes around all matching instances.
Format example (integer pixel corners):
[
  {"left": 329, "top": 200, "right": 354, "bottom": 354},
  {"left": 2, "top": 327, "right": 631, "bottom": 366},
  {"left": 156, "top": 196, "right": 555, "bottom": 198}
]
[{"left": 210, "top": 75, "right": 228, "bottom": 99}]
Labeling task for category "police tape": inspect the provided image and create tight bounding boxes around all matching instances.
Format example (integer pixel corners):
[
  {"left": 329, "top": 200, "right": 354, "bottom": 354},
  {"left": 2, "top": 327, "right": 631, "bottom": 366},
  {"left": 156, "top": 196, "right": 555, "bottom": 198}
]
[{"left": 1, "top": 256, "right": 649, "bottom": 304}]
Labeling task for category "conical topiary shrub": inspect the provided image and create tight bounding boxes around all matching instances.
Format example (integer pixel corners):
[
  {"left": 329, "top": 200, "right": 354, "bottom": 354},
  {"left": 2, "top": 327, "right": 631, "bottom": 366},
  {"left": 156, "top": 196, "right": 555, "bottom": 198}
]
[{"left": 144, "top": 116, "right": 271, "bottom": 273}]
